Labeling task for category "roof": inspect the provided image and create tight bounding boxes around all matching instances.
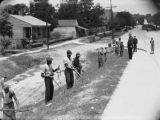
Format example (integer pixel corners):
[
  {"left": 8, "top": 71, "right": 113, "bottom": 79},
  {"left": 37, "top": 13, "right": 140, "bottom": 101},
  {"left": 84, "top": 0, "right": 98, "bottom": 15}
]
[
  {"left": 58, "top": 20, "right": 78, "bottom": 27},
  {"left": 10, "top": 15, "right": 51, "bottom": 26}
]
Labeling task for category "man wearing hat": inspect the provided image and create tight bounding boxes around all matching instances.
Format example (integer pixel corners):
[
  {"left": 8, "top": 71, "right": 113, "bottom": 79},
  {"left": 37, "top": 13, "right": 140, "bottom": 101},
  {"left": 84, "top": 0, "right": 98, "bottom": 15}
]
[
  {"left": 63, "top": 50, "right": 74, "bottom": 89},
  {"left": 127, "top": 33, "right": 133, "bottom": 59},
  {"left": 3, "top": 84, "right": 19, "bottom": 120},
  {"left": 73, "top": 52, "right": 82, "bottom": 77},
  {"left": 41, "top": 56, "right": 60, "bottom": 106}
]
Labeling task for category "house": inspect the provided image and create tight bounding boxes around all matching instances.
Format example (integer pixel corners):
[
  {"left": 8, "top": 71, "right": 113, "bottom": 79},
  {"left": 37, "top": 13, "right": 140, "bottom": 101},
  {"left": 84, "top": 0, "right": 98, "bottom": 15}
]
[
  {"left": 8, "top": 15, "right": 51, "bottom": 47},
  {"left": 53, "top": 19, "right": 88, "bottom": 38}
]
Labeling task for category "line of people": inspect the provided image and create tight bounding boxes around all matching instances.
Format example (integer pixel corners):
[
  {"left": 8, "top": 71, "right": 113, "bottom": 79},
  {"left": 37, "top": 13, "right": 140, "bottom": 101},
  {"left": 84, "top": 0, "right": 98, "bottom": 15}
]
[
  {"left": 41, "top": 50, "right": 82, "bottom": 106},
  {"left": 127, "top": 33, "right": 138, "bottom": 60}
]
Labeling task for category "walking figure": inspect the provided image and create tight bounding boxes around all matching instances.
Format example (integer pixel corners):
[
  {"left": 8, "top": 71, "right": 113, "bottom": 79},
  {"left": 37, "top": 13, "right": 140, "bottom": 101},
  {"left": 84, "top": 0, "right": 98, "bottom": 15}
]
[
  {"left": 120, "top": 42, "right": 124, "bottom": 57},
  {"left": 64, "top": 50, "right": 74, "bottom": 89},
  {"left": 73, "top": 52, "right": 82, "bottom": 79},
  {"left": 127, "top": 33, "right": 133, "bottom": 59},
  {"left": 41, "top": 56, "right": 60, "bottom": 106},
  {"left": 150, "top": 37, "right": 154, "bottom": 54},
  {"left": 133, "top": 36, "right": 138, "bottom": 52}
]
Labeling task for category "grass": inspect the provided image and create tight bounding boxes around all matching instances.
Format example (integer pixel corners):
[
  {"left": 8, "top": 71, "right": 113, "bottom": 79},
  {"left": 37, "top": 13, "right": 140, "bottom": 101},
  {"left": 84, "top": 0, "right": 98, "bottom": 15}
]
[{"left": 19, "top": 49, "right": 129, "bottom": 120}]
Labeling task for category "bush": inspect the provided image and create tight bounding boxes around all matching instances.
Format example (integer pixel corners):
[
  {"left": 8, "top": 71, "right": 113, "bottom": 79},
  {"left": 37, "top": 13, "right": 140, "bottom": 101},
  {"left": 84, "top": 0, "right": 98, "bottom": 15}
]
[
  {"left": 0, "top": 38, "right": 11, "bottom": 55},
  {"left": 50, "top": 32, "right": 61, "bottom": 39}
]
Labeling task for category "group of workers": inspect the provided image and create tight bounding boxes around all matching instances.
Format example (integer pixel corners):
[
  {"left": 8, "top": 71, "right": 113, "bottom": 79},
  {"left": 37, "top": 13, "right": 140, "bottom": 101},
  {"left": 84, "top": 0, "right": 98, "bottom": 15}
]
[
  {"left": 41, "top": 50, "right": 82, "bottom": 106},
  {"left": 0, "top": 32, "right": 156, "bottom": 120}
]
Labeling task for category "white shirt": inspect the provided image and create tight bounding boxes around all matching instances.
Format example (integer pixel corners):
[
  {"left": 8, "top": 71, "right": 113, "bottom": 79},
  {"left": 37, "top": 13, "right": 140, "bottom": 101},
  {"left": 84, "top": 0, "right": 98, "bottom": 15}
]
[
  {"left": 0, "top": 78, "right": 4, "bottom": 93},
  {"left": 42, "top": 64, "right": 54, "bottom": 76},
  {"left": 63, "top": 56, "right": 73, "bottom": 69}
]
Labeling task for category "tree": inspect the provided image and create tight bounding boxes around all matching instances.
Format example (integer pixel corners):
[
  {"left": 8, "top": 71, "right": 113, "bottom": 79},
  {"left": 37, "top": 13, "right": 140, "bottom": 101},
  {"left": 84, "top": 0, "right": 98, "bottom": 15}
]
[
  {"left": 0, "top": 11, "right": 13, "bottom": 38},
  {"left": 30, "top": 0, "right": 57, "bottom": 29},
  {"left": 3, "top": 4, "right": 29, "bottom": 15},
  {"left": 0, "top": 10, "right": 13, "bottom": 54},
  {"left": 89, "top": 3, "right": 104, "bottom": 27},
  {"left": 133, "top": 14, "right": 145, "bottom": 25},
  {"left": 115, "top": 11, "right": 136, "bottom": 28},
  {"left": 152, "top": 12, "right": 160, "bottom": 25},
  {"left": 58, "top": 0, "right": 104, "bottom": 28}
]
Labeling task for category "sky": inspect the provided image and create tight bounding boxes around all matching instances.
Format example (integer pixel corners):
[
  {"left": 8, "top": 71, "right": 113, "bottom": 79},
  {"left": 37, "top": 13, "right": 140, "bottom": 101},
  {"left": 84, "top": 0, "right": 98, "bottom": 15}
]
[{"left": 0, "top": 0, "right": 158, "bottom": 15}]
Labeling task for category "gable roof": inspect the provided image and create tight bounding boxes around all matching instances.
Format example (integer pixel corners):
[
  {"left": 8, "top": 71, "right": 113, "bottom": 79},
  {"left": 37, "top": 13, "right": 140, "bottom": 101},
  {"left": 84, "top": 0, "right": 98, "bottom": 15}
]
[
  {"left": 58, "top": 20, "right": 78, "bottom": 27},
  {"left": 10, "top": 15, "right": 51, "bottom": 26}
]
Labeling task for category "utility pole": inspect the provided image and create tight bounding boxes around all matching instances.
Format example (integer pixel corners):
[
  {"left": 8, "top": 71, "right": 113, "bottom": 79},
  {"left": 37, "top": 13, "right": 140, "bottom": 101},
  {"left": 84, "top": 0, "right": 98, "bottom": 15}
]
[
  {"left": 110, "top": 0, "right": 114, "bottom": 40},
  {"left": 46, "top": 8, "right": 49, "bottom": 50}
]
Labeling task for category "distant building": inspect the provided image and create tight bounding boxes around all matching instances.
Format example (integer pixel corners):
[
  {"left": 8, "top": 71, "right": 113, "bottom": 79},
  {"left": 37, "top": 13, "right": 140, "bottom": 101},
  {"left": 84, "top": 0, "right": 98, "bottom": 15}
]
[
  {"left": 8, "top": 15, "right": 51, "bottom": 47},
  {"left": 53, "top": 19, "right": 88, "bottom": 38}
]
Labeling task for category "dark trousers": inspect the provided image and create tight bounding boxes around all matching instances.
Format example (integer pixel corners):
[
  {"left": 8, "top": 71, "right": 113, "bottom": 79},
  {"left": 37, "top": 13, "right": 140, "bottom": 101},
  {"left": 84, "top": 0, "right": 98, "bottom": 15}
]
[
  {"left": 3, "top": 102, "right": 16, "bottom": 120},
  {"left": 120, "top": 50, "right": 123, "bottom": 57},
  {"left": 133, "top": 44, "right": 137, "bottom": 52},
  {"left": 128, "top": 47, "right": 133, "bottom": 59},
  {"left": 44, "top": 77, "right": 54, "bottom": 103},
  {"left": 98, "top": 58, "right": 103, "bottom": 68},
  {"left": 65, "top": 68, "right": 74, "bottom": 89}
]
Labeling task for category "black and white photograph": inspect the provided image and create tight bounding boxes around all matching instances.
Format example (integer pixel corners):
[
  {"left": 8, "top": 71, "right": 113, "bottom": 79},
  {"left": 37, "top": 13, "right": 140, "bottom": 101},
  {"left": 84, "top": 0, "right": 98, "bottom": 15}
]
[{"left": 0, "top": 0, "right": 160, "bottom": 119}]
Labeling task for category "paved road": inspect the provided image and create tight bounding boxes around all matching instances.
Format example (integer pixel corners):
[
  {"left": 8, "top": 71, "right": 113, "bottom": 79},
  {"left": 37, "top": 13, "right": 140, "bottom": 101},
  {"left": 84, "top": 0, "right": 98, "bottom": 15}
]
[{"left": 101, "top": 27, "right": 160, "bottom": 120}]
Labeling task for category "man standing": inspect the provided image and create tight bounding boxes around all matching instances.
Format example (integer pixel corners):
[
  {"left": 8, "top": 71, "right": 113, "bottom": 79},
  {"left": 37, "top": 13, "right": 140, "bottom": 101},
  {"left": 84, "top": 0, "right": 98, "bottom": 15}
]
[
  {"left": 150, "top": 37, "right": 155, "bottom": 54},
  {"left": 64, "top": 50, "right": 74, "bottom": 89},
  {"left": 104, "top": 47, "right": 108, "bottom": 62},
  {"left": 120, "top": 42, "right": 124, "bottom": 57},
  {"left": 98, "top": 48, "right": 104, "bottom": 68},
  {"left": 3, "top": 84, "right": 20, "bottom": 120},
  {"left": 73, "top": 52, "right": 82, "bottom": 75},
  {"left": 41, "top": 56, "right": 60, "bottom": 106},
  {"left": 133, "top": 36, "right": 138, "bottom": 52},
  {"left": 127, "top": 33, "right": 133, "bottom": 59}
]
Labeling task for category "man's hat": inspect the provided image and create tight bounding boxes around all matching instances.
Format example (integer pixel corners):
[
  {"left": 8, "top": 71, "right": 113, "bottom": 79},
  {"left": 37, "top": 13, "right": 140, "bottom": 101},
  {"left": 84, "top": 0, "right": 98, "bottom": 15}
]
[
  {"left": 4, "top": 84, "right": 10, "bottom": 90},
  {"left": 76, "top": 52, "right": 80, "bottom": 57},
  {"left": 46, "top": 56, "right": 53, "bottom": 62},
  {"left": 67, "top": 50, "right": 72, "bottom": 55}
]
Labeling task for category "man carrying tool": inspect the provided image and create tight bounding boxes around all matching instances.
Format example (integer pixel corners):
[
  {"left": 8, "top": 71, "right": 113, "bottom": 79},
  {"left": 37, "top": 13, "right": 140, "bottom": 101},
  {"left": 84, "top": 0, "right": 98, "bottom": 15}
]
[
  {"left": 3, "top": 84, "right": 19, "bottom": 120},
  {"left": 73, "top": 52, "right": 82, "bottom": 75},
  {"left": 41, "top": 56, "right": 60, "bottom": 106},
  {"left": 64, "top": 50, "right": 74, "bottom": 89}
]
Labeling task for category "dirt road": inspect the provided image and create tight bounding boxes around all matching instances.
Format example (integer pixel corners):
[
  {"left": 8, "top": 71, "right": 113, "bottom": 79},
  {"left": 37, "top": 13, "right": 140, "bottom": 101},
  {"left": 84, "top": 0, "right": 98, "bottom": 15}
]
[
  {"left": 6, "top": 37, "right": 109, "bottom": 107},
  {"left": 102, "top": 26, "right": 160, "bottom": 120}
]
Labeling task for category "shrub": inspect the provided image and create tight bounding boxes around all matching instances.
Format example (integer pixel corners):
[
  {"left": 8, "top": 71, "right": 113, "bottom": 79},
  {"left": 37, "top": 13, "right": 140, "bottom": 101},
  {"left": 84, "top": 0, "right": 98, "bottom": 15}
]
[
  {"left": 50, "top": 32, "right": 61, "bottom": 39},
  {"left": 0, "top": 38, "right": 11, "bottom": 55}
]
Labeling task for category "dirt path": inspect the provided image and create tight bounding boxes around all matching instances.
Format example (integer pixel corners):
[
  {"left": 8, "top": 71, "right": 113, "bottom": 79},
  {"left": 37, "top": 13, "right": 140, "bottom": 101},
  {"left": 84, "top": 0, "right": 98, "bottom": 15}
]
[
  {"left": 20, "top": 47, "right": 129, "bottom": 120},
  {"left": 6, "top": 37, "right": 110, "bottom": 107}
]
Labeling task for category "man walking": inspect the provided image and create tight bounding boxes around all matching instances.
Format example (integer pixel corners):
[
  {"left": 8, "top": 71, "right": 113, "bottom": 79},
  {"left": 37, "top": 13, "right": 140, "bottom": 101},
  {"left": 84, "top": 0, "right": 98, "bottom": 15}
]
[
  {"left": 41, "top": 56, "right": 60, "bottom": 106},
  {"left": 133, "top": 36, "right": 138, "bottom": 52},
  {"left": 73, "top": 52, "right": 82, "bottom": 76},
  {"left": 150, "top": 37, "right": 154, "bottom": 54},
  {"left": 127, "top": 33, "right": 133, "bottom": 59},
  {"left": 64, "top": 50, "right": 74, "bottom": 89},
  {"left": 3, "top": 84, "right": 20, "bottom": 120}
]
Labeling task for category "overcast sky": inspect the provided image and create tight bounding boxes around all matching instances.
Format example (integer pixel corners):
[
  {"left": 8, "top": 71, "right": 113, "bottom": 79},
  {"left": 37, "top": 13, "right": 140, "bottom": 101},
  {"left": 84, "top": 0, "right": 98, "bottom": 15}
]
[{"left": 1, "top": 0, "right": 158, "bottom": 15}]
